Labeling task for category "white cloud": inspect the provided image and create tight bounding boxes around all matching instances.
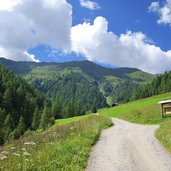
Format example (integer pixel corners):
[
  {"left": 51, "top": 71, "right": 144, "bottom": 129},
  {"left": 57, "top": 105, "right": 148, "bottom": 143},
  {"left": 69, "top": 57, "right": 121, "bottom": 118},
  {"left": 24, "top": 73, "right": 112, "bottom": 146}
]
[
  {"left": 1, "top": 0, "right": 171, "bottom": 74},
  {"left": 80, "top": 0, "right": 100, "bottom": 10},
  {"left": 149, "top": 0, "right": 171, "bottom": 26},
  {"left": 0, "top": 0, "right": 23, "bottom": 11},
  {"left": 0, "top": 0, "right": 72, "bottom": 61},
  {"left": 71, "top": 17, "right": 171, "bottom": 73}
]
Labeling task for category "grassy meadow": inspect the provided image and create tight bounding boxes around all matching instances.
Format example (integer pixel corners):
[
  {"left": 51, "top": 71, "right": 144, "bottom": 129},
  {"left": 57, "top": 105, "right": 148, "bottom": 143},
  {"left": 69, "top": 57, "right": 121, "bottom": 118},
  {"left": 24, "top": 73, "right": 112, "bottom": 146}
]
[
  {"left": 99, "top": 92, "right": 171, "bottom": 152},
  {"left": 0, "top": 115, "right": 112, "bottom": 171}
]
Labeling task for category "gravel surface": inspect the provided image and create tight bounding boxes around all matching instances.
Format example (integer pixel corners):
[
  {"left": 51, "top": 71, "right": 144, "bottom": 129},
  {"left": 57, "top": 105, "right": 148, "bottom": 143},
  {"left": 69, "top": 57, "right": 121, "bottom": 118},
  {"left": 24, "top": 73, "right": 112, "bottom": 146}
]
[{"left": 86, "top": 118, "right": 171, "bottom": 171}]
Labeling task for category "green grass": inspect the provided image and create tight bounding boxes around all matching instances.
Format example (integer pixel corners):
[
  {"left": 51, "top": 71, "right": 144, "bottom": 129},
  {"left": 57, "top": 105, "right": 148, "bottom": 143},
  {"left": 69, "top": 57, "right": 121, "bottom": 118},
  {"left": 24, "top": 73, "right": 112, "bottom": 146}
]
[
  {"left": 156, "top": 118, "right": 171, "bottom": 153},
  {"left": 55, "top": 115, "right": 91, "bottom": 126},
  {"left": 0, "top": 115, "right": 112, "bottom": 171},
  {"left": 100, "top": 92, "right": 171, "bottom": 124},
  {"left": 99, "top": 92, "right": 171, "bottom": 153}
]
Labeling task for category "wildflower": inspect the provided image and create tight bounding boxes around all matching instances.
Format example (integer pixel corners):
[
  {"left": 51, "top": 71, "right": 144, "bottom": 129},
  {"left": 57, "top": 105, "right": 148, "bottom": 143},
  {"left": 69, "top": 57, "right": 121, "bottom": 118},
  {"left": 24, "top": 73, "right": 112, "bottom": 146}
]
[
  {"left": 1, "top": 151, "right": 9, "bottom": 155},
  {"left": 22, "top": 148, "right": 26, "bottom": 151},
  {"left": 10, "top": 147, "right": 16, "bottom": 150},
  {"left": 0, "top": 154, "right": 7, "bottom": 160},
  {"left": 23, "top": 152, "right": 31, "bottom": 156},
  {"left": 24, "top": 141, "right": 36, "bottom": 145},
  {"left": 12, "top": 152, "right": 20, "bottom": 156}
]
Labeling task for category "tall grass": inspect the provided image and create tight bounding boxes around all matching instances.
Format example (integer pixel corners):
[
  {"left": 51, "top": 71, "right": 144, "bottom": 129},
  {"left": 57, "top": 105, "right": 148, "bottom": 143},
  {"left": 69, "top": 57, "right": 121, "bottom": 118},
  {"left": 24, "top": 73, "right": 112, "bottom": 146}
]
[
  {"left": 0, "top": 115, "right": 112, "bottom": 171},
  {"left": 156, "top": 118, "right": 171, "bottom": 153}
]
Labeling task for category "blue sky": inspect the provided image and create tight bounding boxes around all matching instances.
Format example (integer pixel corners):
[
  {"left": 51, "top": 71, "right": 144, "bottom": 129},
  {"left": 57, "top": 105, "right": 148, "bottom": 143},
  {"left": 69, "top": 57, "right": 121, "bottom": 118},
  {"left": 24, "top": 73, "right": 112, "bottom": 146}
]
[
  {"left": 29, "top": 0, "right": 171, "bottom": 62},
  {"left": 0, "top": 0, "right": 171, "bottom": 73}
]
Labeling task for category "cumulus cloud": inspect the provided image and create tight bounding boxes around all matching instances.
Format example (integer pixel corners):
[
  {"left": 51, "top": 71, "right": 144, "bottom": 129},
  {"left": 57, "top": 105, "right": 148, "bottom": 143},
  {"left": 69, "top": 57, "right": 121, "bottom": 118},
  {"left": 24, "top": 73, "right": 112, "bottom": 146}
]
[
  {"left": 80, "top": 0, "right": 100, "bottom": 10},
  {"left": 149, "top": 0, "right": 171, "bottom": 26},
  {"left": 1, "top": 0, "right": 171, "bottom": 73},
  {"left": 71, "top": 17, "right": 171, "bottom": 73},
  {"left": 0, "top": 0, "right": 72, "bottom": 61},
  {"left": 0, "top": 0, "right": 23, "bottom": 11}
]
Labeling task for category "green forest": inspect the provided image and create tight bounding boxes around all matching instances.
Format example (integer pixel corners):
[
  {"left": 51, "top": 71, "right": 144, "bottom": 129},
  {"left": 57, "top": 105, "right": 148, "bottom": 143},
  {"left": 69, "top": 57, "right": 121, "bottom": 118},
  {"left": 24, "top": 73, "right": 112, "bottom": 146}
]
[
  {"left": 0, "top": 58, "right": 154, "bottom": 105},
  {"left": 132, "top": 71, "right": 171, "bottom": 100},
  {"left": 0, "top": 64, "right": 107, "bottom": 144},
  {"left": 0, "top": 65, "right": 54, "bottom": 144}
]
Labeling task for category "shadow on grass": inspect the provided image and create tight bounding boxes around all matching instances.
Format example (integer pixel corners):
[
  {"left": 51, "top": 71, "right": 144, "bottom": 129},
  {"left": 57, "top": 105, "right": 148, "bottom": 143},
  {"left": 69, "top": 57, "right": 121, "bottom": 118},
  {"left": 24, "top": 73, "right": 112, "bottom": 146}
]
[{"left": 162, "top": 114, "right": 171, "bottom": 118}]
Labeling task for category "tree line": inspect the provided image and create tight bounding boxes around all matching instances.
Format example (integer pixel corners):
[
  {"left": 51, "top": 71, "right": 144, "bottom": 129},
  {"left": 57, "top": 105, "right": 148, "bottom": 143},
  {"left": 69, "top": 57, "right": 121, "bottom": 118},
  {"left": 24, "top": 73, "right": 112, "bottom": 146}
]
[{"left": 132, "top": 71, "right": 171, "bottom": 100}]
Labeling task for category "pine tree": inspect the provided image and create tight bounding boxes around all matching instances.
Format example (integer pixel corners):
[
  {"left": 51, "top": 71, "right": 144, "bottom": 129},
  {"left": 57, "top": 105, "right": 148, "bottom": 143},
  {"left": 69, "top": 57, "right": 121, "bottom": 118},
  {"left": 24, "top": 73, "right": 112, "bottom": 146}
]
[
  {"left": 40, "top": 105, "right": 49, "bottom": 130},
  {"left": 32, "top": 106, "right": 40, "bottom": 130},
  {"left": 0, "top": 108, "right": 6, "bottom": 128},
  {"left": 0, "top": 128, "right": 4, "bottom": 145},
  {"left": 52, "top": 98, "right": 62, "bottom": 119},
  {"left": 13, "top": 115, "right": 26, "bottom": 139},
  {"left": 17, "top": 115, "right": 26, "bottom": 135},
  {"left": 3, "top": 114, "right": 14, "bottom": 140}
]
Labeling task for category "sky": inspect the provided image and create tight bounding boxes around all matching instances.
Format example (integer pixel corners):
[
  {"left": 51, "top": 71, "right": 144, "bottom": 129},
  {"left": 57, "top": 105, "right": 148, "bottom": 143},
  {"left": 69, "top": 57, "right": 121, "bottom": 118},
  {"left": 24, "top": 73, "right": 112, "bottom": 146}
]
[{"left": 0, "top": 0, "right": 171, "bottom": 73}]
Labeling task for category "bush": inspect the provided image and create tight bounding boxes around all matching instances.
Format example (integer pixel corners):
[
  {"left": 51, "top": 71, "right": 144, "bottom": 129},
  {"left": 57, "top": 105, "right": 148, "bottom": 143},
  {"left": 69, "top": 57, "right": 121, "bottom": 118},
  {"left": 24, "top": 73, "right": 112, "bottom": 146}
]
[{"left": 91, "top": 106, "right": 97, "bottom": 113}]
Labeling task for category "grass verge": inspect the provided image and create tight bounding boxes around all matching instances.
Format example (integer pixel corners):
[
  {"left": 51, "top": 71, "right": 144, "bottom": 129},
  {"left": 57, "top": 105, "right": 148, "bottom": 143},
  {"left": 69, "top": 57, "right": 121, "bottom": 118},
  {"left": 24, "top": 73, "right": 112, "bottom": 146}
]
[
  {"left": 156, "top": 118, "right": 171, "bottom": 153},
  {"left": 0, "top": 115, "right": 112, "bottom": 171}
]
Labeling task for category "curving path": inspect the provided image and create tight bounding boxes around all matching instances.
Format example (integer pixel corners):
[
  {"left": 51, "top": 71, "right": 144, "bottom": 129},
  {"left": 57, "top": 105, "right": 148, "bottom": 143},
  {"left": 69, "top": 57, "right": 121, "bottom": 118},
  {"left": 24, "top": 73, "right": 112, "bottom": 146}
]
[{"left": 86, "top": 118, "right": 171, "bottom": 171}]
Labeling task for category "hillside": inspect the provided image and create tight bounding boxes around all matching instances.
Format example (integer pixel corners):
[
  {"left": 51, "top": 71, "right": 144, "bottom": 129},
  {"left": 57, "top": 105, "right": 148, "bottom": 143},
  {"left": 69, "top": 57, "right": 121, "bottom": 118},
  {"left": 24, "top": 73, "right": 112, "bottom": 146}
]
[
  {"left": 0, "top": 65, "right": 52, "bottom": 144},
  {"left": 0, "top": 58, "right": 155, "bottom": 105},
  {"left": 0, "top": 115, "right": 112, "bottom": 170},
  {"left": 99, "top": 92, "right": 171, "bottom": 152},
  {"left": 132, "top": 71, "right": 171, "bottom": 100}
]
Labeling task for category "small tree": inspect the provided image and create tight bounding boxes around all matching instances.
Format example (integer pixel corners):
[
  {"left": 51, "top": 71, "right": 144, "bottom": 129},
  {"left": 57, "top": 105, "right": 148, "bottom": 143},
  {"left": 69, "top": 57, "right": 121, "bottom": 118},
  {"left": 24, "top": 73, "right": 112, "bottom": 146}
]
[
  {"left": 17, "top": 115, "right": 26, "bottom": 135},
  {"left": 3, "top": 114, "right": 14, "bottom": 140},
  {"left": 91, "top": 106, "right": 97, "bottom": 113},
  {"left": 32, "top": 106, "right": 40, "bottom": 130},
  {"left": 52, "top": 98, "right": 62, "bottom": 119},
  {"left": 39, "top": 105, "right": 49, "bottom": 130},
  {"left": 13, "top": 115, "right": 26, "bottom": 139},
  {"left": 48, "top": 117, "right": 55, "bottom": 127},
  {"left": 0, "top": 128, "right": 5, "bottom": 145}
]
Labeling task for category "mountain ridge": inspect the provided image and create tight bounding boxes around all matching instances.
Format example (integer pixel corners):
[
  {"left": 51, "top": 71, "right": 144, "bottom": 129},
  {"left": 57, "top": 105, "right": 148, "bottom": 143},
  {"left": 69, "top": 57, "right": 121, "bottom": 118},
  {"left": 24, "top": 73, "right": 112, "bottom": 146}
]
[{"left": 0, "top": 57, "right": 155, "bottom": 105}]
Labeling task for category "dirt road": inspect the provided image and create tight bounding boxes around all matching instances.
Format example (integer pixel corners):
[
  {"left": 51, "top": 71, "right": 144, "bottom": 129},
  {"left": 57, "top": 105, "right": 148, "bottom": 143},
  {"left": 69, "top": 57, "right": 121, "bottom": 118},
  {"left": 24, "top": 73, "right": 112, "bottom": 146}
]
[{"left": 86, "top": 118, "right": 171, "bottom": 171}]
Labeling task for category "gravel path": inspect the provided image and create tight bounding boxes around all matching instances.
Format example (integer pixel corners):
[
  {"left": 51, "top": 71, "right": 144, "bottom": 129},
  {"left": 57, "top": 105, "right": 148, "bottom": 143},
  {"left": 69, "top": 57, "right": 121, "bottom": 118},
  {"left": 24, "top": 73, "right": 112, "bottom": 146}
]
[{"left": 86, "top": 118, "right": 171, "bottom": 171}]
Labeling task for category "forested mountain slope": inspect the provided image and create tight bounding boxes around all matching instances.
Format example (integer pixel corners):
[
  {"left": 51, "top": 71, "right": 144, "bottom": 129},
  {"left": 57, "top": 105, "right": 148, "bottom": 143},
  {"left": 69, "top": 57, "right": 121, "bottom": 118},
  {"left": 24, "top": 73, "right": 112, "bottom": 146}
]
[
  {"left": 0, "top": 65, "right": 53, "bottom": 144},
  {"left": 0, "top": 58, "right": 155, "bottom": 105},
  {"left": 132, "top": 71, "right": 171, "bottom": 100}
]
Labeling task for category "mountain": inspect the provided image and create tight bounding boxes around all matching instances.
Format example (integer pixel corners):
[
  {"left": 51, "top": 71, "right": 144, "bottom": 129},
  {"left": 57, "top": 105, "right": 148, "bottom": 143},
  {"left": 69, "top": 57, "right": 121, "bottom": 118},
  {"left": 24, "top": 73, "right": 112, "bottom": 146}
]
[{"left": 0, "top": 58, "right": 155, "bottom": 105}]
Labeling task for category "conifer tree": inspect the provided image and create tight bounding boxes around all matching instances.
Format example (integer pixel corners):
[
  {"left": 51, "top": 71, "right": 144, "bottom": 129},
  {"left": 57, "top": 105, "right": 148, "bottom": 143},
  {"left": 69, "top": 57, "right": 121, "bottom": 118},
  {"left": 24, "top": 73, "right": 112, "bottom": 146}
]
[
  {"left": 52, "top": 98, "right": 62, "bottom": 119},
  {"left": 3, "top": 114, "right": 14, "bottom": 140},
  {"left": 40, "top": 105, "right": 49, "bottom": 130},
  {"left": 13, "top": 115, "right": 26, "bottom": 139},
  {"left": 0, "top": 128, "right": 4, "bottom": 145},
  {"left": 17, "top": 115, "right": 26, "bottom": 135},
  {"left": 32, "top": 106, "right": 40, "bottom": 130}
]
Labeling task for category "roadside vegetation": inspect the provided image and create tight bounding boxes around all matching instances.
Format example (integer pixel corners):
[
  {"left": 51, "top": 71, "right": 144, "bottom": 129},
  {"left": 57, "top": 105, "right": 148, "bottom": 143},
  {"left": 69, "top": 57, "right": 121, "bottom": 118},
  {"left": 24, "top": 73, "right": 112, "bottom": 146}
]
[
  {"left": 100, "top": 92, "right": 171, "bottom": 153},
  {"left": 156, "top": 119, "right": 171, "bottom": 153},
  {"left": 0, "top": 115, "right": 112, "bottom": 171}
]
